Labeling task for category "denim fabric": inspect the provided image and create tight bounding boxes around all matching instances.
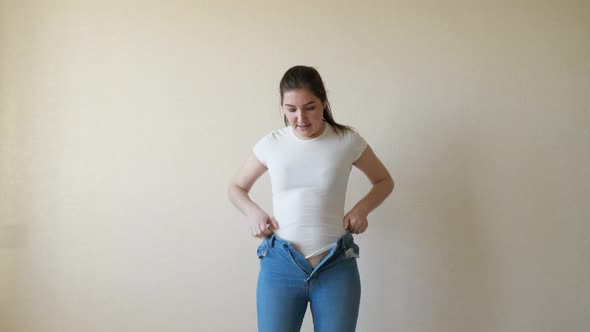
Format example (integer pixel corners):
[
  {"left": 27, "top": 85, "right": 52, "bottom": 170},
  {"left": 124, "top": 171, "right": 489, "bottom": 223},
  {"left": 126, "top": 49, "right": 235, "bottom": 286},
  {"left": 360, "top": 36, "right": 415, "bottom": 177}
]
[{"left": 256, "top": 232, "right": 361, "bottom": 332}]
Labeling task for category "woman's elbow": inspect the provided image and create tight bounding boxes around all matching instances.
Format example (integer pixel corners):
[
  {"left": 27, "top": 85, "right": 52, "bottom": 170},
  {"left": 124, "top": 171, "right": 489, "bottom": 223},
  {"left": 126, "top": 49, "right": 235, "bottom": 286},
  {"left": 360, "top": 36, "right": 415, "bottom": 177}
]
[
  {"left": 382, "top": 175, "right": 395, "bottom": 195},
  {"left": 387, "top": 177, "right": 395, "bottom": 193},
  {"left": 374, "top": 176, "right": 394, "bottom": 194}
]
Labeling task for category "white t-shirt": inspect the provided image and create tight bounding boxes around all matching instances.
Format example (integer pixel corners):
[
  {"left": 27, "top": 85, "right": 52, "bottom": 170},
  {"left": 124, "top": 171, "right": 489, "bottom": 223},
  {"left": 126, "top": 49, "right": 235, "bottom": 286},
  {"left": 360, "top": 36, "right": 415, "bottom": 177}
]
[{"left": 253, "top": 122, "right": 368, "bottom": 258}]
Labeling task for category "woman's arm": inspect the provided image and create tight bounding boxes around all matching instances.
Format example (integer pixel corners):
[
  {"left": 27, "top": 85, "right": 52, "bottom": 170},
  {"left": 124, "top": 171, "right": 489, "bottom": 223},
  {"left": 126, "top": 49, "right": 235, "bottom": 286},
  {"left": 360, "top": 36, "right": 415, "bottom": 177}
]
[
  {"left": 344, "top": 145, "right": 395, "bottom": 234},
  {"left": 228, "top": 154, "right": 279, "bottom": 237}
]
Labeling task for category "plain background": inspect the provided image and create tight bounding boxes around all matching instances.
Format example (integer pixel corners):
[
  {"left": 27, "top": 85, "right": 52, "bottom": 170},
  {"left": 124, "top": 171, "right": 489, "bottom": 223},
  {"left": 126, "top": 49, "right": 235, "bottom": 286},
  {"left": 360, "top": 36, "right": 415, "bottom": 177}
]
[{"left": 1, "top": 1, "right": 589, "bottom": 331}]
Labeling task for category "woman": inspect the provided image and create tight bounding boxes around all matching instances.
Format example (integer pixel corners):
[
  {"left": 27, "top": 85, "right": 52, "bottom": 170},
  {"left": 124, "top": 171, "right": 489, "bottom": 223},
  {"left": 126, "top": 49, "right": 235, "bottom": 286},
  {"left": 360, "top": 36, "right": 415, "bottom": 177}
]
[{"left": 228, "top": 65, "right": 394, "bottom": 332}]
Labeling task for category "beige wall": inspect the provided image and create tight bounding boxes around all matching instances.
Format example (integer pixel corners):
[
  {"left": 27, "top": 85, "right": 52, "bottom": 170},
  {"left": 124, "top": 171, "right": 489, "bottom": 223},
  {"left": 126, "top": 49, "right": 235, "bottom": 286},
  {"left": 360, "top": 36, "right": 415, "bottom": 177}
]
[{"left": 1, "top": 1, "right": 589, "bottom": 331}]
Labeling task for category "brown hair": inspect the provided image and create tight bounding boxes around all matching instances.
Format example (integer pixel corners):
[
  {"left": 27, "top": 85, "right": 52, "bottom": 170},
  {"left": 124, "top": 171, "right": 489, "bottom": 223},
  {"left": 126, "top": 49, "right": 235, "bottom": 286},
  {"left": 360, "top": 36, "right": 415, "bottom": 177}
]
[{"left": 279, "top": 65, "right": 352, "bottom": 136}]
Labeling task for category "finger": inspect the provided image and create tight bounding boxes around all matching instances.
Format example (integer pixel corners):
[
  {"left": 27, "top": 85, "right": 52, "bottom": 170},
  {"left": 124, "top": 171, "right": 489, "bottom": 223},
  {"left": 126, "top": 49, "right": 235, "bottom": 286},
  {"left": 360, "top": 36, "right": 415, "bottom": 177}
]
[
  {"left": 257, "top": 223, "right": 266, "bottom": 236},
  {"left": 257, "top": 227, "right": 266, "bottom": 238},
  {"left": 343, "top": 217, "right": 350, "bottom": 230},
  {"left": 350, "top": 221, "right": 359, "bottom": 234},
  {"left": 270, "top": 217, "right": 280, "bottom": 229},
  {"left": 262, "top": 223, "right": 273, "bottom": 236},
  {"left": 361, "top": 222, "right": 368, "bottom": 233},
  {"left": 348, "top": 218, "right": 358, "bottom": 234},
  {"left": 356, "top": 222, "right": 364, "bottom": 234}
]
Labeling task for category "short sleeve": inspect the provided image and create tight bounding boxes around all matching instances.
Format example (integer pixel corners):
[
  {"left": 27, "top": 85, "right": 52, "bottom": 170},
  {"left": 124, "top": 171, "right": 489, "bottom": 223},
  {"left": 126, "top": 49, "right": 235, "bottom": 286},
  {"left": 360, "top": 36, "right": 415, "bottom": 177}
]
[
  {"left": 350, "top": 130, "right": 368, "bottom": 163},
  {"left": 252, "top": 135, "right": 269, "bottom": 167}
]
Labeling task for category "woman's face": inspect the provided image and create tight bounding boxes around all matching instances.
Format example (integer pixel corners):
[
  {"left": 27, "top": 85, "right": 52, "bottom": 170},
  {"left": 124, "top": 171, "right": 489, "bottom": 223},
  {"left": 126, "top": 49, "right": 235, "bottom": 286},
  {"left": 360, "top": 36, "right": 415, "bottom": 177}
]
[{"left": 282, "top": 88, "right": 326, "bottom": 139}]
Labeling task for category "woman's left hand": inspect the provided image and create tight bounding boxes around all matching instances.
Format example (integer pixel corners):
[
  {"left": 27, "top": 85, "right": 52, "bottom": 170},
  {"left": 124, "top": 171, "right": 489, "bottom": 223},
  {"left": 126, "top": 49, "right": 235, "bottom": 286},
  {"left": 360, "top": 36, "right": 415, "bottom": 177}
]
[{"left": 343, "top": 208, "right": 369, "bottom": 234}]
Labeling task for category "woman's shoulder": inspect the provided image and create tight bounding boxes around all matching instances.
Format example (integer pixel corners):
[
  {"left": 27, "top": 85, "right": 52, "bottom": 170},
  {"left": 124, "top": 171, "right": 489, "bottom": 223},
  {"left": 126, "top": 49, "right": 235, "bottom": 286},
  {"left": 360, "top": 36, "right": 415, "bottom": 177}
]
[
  {"left": 332, "top": 124, "right": 363, "bottom": 141},
  {"left": 332, "top": 126, "right": 367, "bottom": 162}
]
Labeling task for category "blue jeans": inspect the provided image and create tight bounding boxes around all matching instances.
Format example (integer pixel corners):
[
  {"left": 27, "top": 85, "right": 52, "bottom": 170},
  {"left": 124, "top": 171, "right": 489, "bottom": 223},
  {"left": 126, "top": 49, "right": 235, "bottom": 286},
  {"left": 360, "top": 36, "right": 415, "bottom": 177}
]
[{"left": 256, "top": 232, "right": 361, "bottom": 332}]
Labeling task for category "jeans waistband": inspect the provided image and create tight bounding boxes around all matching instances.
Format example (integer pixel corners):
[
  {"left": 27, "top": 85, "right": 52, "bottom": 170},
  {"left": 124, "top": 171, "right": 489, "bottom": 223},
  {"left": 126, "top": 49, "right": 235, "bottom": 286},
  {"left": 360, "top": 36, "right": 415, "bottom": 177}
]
[{"left": 266, "top": 231, "right": 356, "bottom": 253}]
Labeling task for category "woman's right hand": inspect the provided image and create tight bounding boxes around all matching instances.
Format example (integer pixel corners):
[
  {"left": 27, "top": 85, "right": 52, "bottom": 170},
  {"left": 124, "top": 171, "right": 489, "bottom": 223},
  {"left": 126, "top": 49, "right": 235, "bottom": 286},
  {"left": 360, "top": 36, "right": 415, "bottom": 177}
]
[{"left": 248, "top": 211, "right": 280, "bottom": 238}]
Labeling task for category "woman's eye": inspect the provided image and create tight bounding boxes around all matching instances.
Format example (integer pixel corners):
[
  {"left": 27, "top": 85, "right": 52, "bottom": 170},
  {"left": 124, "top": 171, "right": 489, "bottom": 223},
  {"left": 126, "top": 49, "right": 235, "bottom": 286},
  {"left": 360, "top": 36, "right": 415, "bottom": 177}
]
[{"left": 305, "top": 108, "right": 315, "bottom": 111}]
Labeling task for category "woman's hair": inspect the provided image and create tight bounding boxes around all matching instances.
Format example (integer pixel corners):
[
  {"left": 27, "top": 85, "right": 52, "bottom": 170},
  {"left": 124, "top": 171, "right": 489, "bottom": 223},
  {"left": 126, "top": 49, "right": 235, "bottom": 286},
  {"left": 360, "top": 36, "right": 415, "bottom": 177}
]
[{"left": 279, "top": 65, "right": 352, "bottom": 136}]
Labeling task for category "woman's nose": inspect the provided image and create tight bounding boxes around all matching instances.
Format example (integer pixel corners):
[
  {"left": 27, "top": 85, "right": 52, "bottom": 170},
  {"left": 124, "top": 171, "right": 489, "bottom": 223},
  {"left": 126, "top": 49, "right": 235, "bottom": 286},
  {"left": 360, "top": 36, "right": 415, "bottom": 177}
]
[{"left": 297, "top": 110, "right": 307, "bottom": 121}]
